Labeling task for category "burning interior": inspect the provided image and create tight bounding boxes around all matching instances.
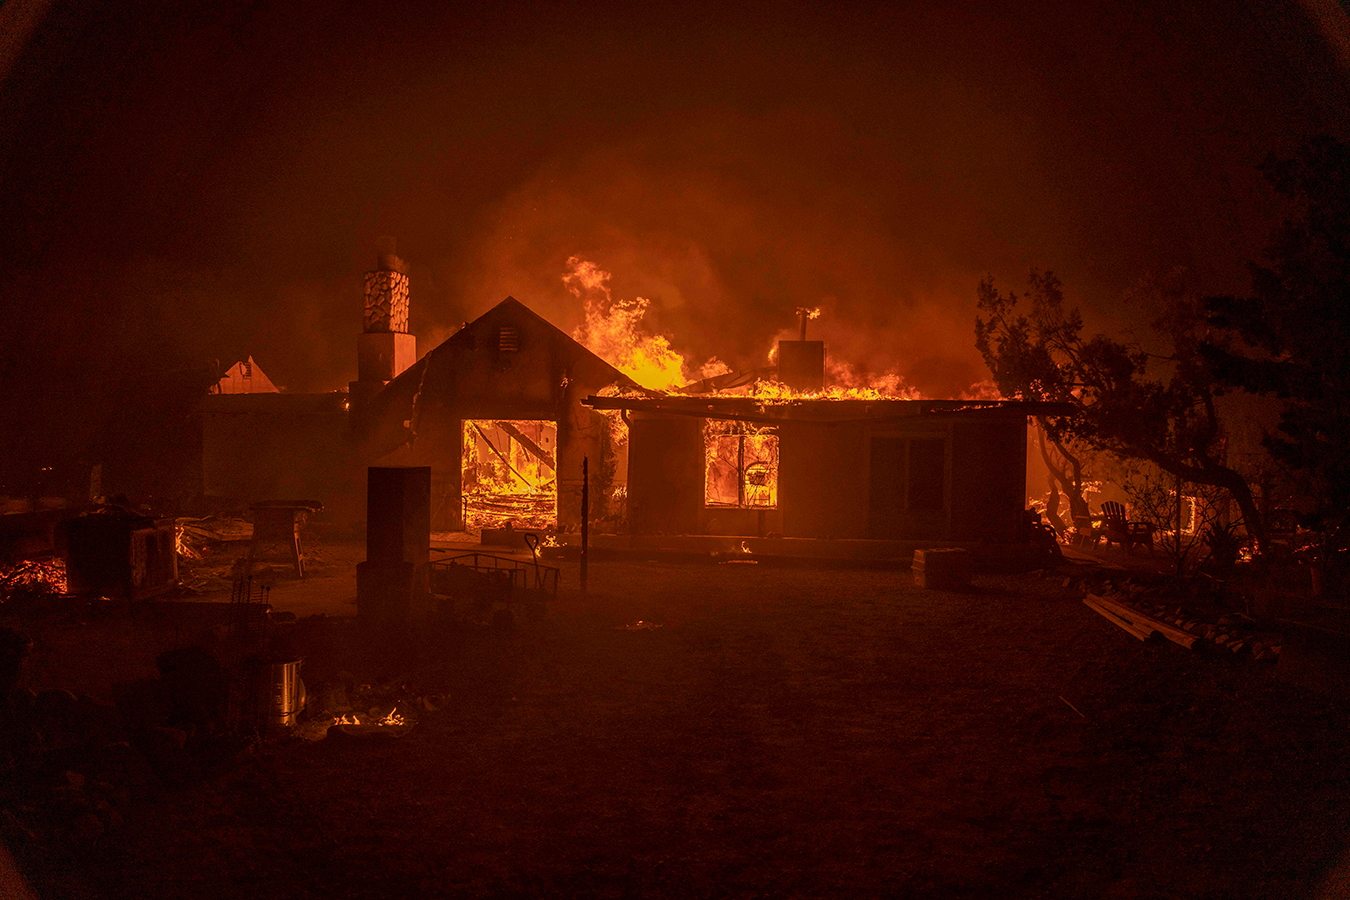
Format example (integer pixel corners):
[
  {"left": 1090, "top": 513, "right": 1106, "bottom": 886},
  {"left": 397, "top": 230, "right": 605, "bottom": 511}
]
[
  {"left": 704, "top": 420, "right": 779, "bottom": 509},
  {"left": 461, "top": 420, "right": 558, "bottom": 531}
]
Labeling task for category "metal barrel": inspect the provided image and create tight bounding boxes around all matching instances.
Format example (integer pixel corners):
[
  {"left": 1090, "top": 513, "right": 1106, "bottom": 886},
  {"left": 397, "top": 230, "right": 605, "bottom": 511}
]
[{"left": 259, "top": 659, "right": 303, "bottom": 728}]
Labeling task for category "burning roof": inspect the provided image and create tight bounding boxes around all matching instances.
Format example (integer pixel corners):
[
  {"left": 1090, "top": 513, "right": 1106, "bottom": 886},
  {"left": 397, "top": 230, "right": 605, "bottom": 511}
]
[{"left": 583, "top": 393, "right": 1076, "bottom": 424}]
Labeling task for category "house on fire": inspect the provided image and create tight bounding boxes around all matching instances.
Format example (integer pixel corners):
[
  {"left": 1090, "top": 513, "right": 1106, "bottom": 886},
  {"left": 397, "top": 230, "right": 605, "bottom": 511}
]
[
  {"left": 202, "top": 247, "right": 1055, "bottom": 545},
  {"left": 357, "top": 297, "right": 637, "bottom": 532},
  {"left": 588, "top": 393, "right": 1045, "bottom": 542},
  {"left": 202, "top": 247, "right": 638, "bottom": 532}
]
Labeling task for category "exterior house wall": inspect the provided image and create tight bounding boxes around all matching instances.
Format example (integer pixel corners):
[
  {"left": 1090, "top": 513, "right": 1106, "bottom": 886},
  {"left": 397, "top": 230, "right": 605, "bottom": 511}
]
[
  {"left": 362, "top": 299, "right": 630, "bottom": 532},
  {"left": 626, "top": 411, "right": 1030, "bottom": 543},
  {"left": 627, "top": 415, "right": 703, "bottom": 535},
  {"left": 200, "top": 392, "right": 362, "bottom": 521},
  {"left": 780, "top": 421, "right": 867, "bottom": 539},
  {"left": 949, "top": 420, "right": 1027, "bottom": 541}
]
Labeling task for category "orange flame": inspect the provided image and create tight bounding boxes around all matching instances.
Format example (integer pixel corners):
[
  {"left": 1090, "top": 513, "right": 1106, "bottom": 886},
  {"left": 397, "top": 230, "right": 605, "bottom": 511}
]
[
  {"left": 566, "top": 257, "right": 697, "bottom": 391},
  {"left": 330, "top": 709, "right": 406, "bottom": 727}
]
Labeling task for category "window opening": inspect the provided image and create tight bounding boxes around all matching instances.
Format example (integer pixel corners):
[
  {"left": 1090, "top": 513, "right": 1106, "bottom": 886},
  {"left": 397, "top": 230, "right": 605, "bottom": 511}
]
[{"left": 704, "top": 420, "right": 779, "bottom": 509}]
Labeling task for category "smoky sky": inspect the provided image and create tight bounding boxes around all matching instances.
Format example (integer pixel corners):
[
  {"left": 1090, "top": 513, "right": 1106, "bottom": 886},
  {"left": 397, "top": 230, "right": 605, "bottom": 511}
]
[{"left": 2, "top": 0, "right": 1348, "bottom": 417}]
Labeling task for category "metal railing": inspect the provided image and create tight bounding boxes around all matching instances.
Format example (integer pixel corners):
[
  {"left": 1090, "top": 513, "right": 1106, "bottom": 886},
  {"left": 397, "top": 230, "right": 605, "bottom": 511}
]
[{"left": 429, "top": 550, "right": 559, "bottom": 598}]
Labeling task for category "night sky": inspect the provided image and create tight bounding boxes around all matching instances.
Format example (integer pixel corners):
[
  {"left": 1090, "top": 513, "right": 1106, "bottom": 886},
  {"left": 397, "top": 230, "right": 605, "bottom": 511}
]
[{"left": 1, "top": 0, "right": 1347, "bottom": 492}]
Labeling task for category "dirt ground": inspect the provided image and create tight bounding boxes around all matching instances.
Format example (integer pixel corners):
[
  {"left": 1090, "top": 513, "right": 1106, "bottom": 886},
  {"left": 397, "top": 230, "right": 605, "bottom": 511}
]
[{"left": 27, "top": 558, "right": 1350, "bottom": 899}]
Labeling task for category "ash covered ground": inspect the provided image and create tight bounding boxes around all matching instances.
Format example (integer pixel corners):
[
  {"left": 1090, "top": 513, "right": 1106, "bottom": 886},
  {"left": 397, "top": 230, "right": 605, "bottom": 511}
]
[{"left": 7, "top": 546, "right": 1349, "bottom": 900}]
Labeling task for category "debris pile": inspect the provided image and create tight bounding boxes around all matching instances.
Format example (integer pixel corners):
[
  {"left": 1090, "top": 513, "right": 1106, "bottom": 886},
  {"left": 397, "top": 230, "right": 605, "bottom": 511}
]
[
  {"left": 174, "top": 516, "right": 252, "bottom": 561},
  {"left": 1081, "top": 579, "right": 1281, "bottom": 661},
  {"left": 294, "top": 677, "right": 423, "bottom": 742},
  {"left": 0, "top": 558, "right": 68, "bottom": 608}
]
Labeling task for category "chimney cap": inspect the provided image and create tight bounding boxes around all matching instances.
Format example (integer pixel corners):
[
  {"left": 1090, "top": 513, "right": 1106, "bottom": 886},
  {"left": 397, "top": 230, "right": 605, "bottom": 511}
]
[{"left": 376, "top": 236, "right": 407, "bottom": 274}]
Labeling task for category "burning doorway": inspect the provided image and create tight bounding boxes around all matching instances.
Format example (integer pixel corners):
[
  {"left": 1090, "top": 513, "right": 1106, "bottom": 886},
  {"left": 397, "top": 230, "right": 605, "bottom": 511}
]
[{"left": 461, "top": 420, "right": 558, "bottom": 531}]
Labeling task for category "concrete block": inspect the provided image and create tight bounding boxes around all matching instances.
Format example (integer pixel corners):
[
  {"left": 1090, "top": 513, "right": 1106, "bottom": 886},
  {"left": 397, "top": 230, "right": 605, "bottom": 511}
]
[
  {"left": 366, "top": 467, "right": 430, "bottom": 603},
  {"left": 913, "top": 548, "right": 972, "bottom": 589},
  {"left": 356, "top": 560, "right": 413, "bottom": 639}
]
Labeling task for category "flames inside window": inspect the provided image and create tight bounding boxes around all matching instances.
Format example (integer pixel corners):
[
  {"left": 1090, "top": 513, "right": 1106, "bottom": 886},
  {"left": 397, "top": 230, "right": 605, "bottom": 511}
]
[
  {"left": 704, "top": 421, "right": 779, "bottom": 509},
  {"left": 461, "top": 420, "right": 557, "bottom": 531}
]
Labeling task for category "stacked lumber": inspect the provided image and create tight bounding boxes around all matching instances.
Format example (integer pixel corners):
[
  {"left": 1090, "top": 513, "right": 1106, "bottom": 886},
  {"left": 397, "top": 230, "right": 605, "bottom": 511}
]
[
  {"left": 1081, "top": 586, "right": 1281, "bottom": 661},
  {"left": 1083, "top": 593, "right": 1201, "bottom": 648}
]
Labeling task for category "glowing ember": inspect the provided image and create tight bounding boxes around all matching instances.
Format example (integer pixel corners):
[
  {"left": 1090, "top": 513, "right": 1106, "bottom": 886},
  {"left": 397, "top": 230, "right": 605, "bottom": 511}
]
[
  {"left": 329, "top": 709, "right": 407, "bottom": 727},
  {"left": 746, "top": 378, "right": 921, "bottom": 402},
  {"left": 173, "top": 522, "right": 200, "bottom": 560},
  {"left": 0, "top": 557, "right": 68, "bottom": 598}
]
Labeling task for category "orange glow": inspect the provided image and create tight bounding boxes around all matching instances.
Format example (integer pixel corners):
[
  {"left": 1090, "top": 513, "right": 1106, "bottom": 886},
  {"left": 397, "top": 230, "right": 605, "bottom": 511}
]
[
  {"left": 462, "top": 419, "right": 558, "bottom": 531},
  {"left": 573, "top": 294, "right": 687, "bottom": 390},
  {"left": 747, "top": 380, "right": 922, "bottom": 402}
]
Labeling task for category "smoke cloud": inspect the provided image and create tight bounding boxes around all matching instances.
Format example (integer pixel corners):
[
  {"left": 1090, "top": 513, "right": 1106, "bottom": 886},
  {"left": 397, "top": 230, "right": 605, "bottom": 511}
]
[{"left": 0, "top": 0, "right": 1346, "bottom": 486}]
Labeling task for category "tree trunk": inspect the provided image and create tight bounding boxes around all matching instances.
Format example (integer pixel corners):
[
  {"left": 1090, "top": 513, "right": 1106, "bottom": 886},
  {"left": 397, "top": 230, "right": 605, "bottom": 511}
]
[
  {"left": 1222, "top": 467, "right": 1267, "bottom": 549},
  {"left": 1150, "top": 454, "right": 1267, "bottom": 550},
  {"left": 1035, "top": 426, "right": 1069, "bottom": 533},
  {"left": 1036, "top": 420, "right": 1091, "bottom": 521},
  {"left": 1044, "top": 474, "right": 1066, "bottom": 534}
]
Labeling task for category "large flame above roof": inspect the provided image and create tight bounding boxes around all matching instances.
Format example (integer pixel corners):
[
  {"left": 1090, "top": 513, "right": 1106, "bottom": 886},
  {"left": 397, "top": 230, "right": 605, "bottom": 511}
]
[{"left": 565, "top": 257, "right": 728, "bottom": 391}]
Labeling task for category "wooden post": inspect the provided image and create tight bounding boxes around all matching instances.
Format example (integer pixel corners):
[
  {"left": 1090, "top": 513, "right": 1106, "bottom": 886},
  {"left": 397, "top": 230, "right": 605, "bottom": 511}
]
[
  {"left": 1176, "top": 470, "right": 1185, "bottom": 577},
  {"left": 581, "top": 456, "right": 589, "bottom": 592}
]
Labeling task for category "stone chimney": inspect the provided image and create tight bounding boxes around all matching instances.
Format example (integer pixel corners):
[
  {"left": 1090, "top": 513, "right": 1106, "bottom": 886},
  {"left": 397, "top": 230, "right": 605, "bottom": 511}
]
[{"left": 350, "top": 238, "right": 417, "bottom": 425}]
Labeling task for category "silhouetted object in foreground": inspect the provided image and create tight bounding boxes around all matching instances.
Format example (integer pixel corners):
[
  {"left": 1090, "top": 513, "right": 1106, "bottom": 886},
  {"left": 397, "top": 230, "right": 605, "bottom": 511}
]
[
  {"left": 976, "top": 270, "right": 1265, "bottom": 546},
  {"left": 912, "top": 548, "right": 971, "bottom": 589},
  {"left": 246, "top": 501, "right": 321, "bottom": 579},
  {"left": 58, "top": 506, "right": 177, "bottom": 601},
  {"left": 1204, "top": 135, "right": 1350, "bottom": 553},
  {"left": 581, "top": 456, "right": 589, "bottom": 592},
  {"left": 358, "top": 467, "right": 430, "bottom": 653},
  {"left": 1097, "top": 500, "right": 1155, "bottom": 552}
]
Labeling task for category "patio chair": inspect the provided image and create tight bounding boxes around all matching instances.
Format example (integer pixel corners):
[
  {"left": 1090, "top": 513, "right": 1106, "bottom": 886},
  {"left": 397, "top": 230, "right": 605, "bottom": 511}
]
[{"left": 1100, "top": 501, "right": 1155, "bottom": 552}]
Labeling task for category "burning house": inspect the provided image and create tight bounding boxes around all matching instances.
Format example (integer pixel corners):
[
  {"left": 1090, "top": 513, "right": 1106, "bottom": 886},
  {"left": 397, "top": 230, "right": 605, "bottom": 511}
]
[
  {"left": 588, "top": 393, "right": 1047, "bottom": 542},
  {"left": 201, "top": 246, "right": 638, "bottom": 532},
  {"left": 202, "top": 246, "right": 1052, "bottom": 548},
  {"left": 358, "top": 297, "right": 638, "bottom": 531}
]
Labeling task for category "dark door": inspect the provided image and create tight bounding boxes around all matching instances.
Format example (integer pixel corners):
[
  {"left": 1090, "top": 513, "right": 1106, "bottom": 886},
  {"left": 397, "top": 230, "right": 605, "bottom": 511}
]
[
  {"left": 908, "top": 438, "right": 947, "bottom": 512},
  {"left": 867, "top": 437, "right": 906, "bottom": 538}
]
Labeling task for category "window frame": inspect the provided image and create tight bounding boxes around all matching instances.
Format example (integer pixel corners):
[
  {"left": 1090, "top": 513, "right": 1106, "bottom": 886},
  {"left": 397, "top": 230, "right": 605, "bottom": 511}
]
[{"left": 703, "top": 421, "right": 780, "bottom": 510}]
